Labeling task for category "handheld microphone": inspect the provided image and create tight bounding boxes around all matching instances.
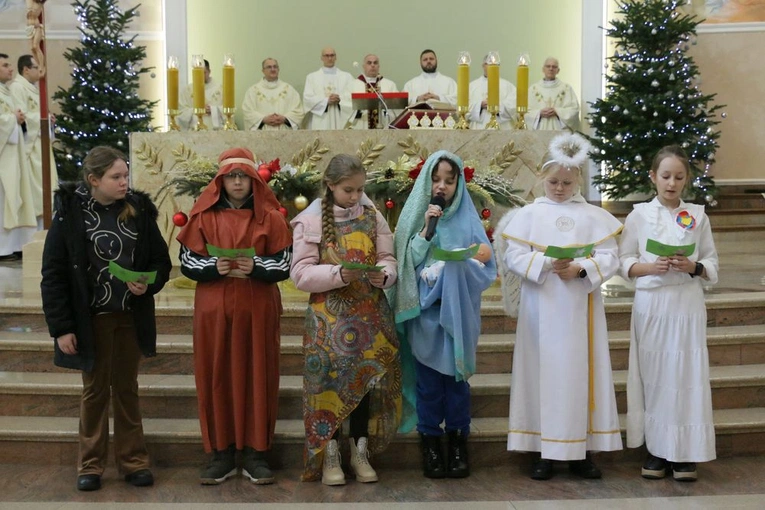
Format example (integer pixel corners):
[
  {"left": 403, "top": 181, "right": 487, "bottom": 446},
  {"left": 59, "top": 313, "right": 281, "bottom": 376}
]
[{"left": 424, "top": 195, "right": 446, "bottom": 241}]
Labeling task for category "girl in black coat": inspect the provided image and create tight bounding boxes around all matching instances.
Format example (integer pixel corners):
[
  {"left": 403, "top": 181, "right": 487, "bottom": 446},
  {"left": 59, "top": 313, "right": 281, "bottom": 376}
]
[{"left": 40, "top": 146, "right": 171, "bottom": 491}]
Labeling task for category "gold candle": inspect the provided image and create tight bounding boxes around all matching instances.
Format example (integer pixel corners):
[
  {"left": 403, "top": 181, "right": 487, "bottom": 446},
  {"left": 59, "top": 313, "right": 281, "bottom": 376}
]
[
  {"left": 457, "top": 51, "right": 471, "bottom": 109},
  {"left": 191, "top": 54, "right": 205, "bottom": 111},
  {"left": 486, "top": 51, "right": 500, "bottom": 109},
  {"left": 166, "top": 56, "right": 179, "bottom": 111},
  {"left": 222, "top": 54, "right": 235, "bottom": 110},
  {"left": 516, "top": 54, "right": 529, "bottom": 110}
]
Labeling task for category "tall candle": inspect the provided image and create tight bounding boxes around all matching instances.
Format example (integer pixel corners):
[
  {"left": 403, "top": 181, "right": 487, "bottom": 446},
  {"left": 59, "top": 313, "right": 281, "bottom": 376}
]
[
  {"left": 487, "top": 64, "right": 499, "bottom": 108},
  {"left": 516, "top": 55, "right": 529, "bottom": 110},
  {"left": 167, "top": 67, "right": 179, "bottom": 111},
  {"left": 192, "top": 65, "right": 205, "bottom": 110},
  {"left": 223, "top": 65, "right": 235, "bottom": 109},
  {"left": 457, "top": 64, "right": 469, "bottom": 108}
]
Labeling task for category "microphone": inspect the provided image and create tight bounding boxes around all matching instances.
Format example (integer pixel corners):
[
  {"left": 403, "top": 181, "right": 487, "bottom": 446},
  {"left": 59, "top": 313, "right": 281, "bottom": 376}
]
[{"left": 424, "top": 195, "right": 446, "bottom": 241}]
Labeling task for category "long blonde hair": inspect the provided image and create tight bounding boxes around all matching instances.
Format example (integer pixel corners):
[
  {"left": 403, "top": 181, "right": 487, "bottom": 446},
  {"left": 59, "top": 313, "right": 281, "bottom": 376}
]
[
  {"left": 81, "top": 146, "right": 135, "bottom": 222},
  {"left": 321, "top": 154, "right": 365, "bottom": 248}
]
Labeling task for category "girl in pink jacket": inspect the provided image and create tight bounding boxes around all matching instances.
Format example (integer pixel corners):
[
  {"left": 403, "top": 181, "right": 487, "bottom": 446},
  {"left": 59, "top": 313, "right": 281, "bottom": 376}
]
[{"left": 290, "top": 154, "right": 401, "bottom": 486}]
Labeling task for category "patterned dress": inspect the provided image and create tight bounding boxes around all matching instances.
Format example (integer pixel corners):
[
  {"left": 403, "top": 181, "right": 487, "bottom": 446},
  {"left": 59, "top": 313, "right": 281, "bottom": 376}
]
[{"left": 301, "top": 206, "right": 401, "bottom": 481}]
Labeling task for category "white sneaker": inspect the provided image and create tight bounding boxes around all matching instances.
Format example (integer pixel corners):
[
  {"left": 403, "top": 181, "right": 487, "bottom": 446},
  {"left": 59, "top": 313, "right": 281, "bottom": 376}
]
[
  {"left": 350, "top": 437, "right": 378, "bottom": 483},
  {"left": 322, "top": 439, "right": 346, "bottom": 486}
]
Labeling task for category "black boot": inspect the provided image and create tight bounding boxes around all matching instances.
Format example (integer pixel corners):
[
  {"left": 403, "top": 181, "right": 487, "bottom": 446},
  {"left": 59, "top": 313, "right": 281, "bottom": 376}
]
[
  {"left": 420, "top": 433, "right": 446, "bottom": 479},
  {"left": 447, "top": 430, "right": 469, "bottom": 478}
]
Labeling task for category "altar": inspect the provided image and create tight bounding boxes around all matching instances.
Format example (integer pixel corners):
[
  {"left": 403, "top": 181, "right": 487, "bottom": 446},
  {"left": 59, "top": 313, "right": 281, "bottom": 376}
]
[{"left": 130, "top": 130, "right": 555, "bottom": 261}]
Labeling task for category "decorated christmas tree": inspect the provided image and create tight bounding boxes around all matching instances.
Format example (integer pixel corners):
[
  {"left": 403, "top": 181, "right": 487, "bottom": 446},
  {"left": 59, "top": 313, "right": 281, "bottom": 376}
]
[
  {"left": 588, "top": 0, "right": 724, "bottom": 204},
  {"left": 53, "top": 0, "right": 157, "bottom": 180}
]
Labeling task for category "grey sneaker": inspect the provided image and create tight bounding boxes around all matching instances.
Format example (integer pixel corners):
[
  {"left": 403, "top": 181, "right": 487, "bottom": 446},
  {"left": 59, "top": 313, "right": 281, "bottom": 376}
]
[
  {"left": 242, "top": 447, "right": 274, "bottom": 485},
  {"left": 199, "top": 446, "right": 237, "bottom": 485}
]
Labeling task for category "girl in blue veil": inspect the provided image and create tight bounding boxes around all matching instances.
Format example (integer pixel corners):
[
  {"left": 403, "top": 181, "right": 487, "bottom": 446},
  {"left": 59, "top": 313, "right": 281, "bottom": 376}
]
[{"left": 391, "top": 150, "right": 496, "bottom": 479}]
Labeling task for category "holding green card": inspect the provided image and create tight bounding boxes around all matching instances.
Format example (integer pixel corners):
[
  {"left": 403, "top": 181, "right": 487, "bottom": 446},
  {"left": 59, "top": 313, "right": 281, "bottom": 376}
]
[
  {"left": 205, "top": 243, "right": 256, "bottom": 258},
  {"left": 108, "top": 260, "right": 157, "bottom": 284},
  {"left": 543, "top": 244, "right": 594, "bottom": 259},
  {"left": 645, "top": 239, "right": 696, "bottom": 257}
]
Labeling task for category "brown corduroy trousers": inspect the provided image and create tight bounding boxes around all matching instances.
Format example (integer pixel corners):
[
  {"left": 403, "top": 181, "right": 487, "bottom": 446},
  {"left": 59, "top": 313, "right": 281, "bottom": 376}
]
[{"left": 77, "top": 311, "right": 149, "bottom": 476}]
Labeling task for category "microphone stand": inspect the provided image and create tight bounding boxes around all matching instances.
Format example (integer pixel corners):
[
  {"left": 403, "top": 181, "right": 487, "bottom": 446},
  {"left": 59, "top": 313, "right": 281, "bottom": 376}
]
[{"left": 363, "top": 76, "right": 393, "bottom": 128}]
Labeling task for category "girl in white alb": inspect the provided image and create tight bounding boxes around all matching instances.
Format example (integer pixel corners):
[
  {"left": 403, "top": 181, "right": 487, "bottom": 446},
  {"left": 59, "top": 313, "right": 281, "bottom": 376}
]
[{"left": 619, "top": 145, "right": 719, "bottom": 482}]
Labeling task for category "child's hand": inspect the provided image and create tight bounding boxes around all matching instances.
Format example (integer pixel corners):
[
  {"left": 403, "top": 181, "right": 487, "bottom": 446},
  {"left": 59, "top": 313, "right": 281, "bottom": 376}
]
[
  {"left": 668, "top": 255, "right": 693, "bottom": 273},
  {"left": 652, "top": 256, "right": 670, "bottom": 274},
  {"left": 235, "top": 256, "right": 255, "bottom": 275},
  {"left": 56, "top": 333, "right": 78, "bottom": 355},
  {"left": 367, "top": 270, "right": 387, "bottom": 287},
  {"left": 127, "top": 281, "right": 148, "bottom": 296},
  {"left": 340, "top": 267, "right": 363, "bottom": 284},
  {"left": 420, "top": 203, "right": 444, "bottom": 237},
  {"left": 216, "top": 256, "right": 232, "bottom": 275},
  {"left": 554, "top": 262, "right": 580, "bottom": 281},
  {"left": 552, "top": 258, "right": 573, "bottom": 271}
]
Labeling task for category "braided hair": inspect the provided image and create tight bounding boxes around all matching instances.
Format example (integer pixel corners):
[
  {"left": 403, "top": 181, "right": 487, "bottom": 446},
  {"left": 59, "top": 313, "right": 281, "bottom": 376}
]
[{"left": 321, "top": 154, "right": 365, "bottom": 250}]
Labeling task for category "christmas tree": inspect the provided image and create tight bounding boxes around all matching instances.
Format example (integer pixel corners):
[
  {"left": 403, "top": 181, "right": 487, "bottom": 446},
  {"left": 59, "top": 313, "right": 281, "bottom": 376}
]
[
  {"left": 53, "top": 0, "right": 157, "bottom": 180},
  {"left": 588, "top": 0, "right": 724, "bottom": 204}
]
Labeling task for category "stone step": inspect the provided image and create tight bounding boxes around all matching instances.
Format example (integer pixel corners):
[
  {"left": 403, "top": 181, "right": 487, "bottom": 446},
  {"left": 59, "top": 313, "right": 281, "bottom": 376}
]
[
  {"left": 4, "top": 364, "right": 765, "bottom": 420},
  {"left": 3, "top": 323, "right": 765, "bottom": 376},
  {"left": 1, "top": 408, "right": 763, "bottom": 467},
  {"left": 2, "top": 291, "right": 765, "bottom": 337},
  {"left": 712, "top": 193, "right": 765, "bottom": 210}
]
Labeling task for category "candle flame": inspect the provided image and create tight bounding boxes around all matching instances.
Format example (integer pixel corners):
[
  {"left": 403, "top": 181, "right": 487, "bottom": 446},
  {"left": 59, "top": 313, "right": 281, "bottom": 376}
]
[{"left": 518, "top": 53, "right": 529, "bottom": 66}]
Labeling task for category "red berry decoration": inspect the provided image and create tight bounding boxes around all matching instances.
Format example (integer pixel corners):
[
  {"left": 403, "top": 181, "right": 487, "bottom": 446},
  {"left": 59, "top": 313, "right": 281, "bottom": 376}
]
[
  {"left": 172, "top": 211, "right": 188, "bottom": 227},
  {"left": 385, "top": 199, "right": 395, "bottom": 210},
  {"left": 278, "top": 206, "right": 288, "bottom": 217},
  {"left": 257, "top": 167, "right": 272, "bottom": 182},
  {"left": 486, "top": 227, "right": 495, "bottom": 242},
  {"left": 481, "top": 208, "right": 491, "bottom": 219}
]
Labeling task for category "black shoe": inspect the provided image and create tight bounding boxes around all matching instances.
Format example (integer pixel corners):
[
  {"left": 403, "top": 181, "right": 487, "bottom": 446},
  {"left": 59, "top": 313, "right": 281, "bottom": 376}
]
[
  {"left": 77, "top": 474, "right": 101, "bottom": 491},
  {"left": 642, "top": 453, "right": 669, "bottom": 479},
  {"left": 531, "top": 458, "right": 554, "bottom": 480},
  {"left": 242, "top": 447, "right": 274, "bottom": 485},
  {"left": 125, "top": 469, "right": 154, "bottom": 487},
  {"left": 446, "top": 430, "right": 470, "bottom": 478},
  {"left": 200, "top": 445, "right": 237, "bottom": 485},
  {"left": 569, "top": 455, "right": 602, "bottom": 479},
  {"left": 672, "top": 462, "right": 698, "bottom": 482},
  {"left": 420, "top": 433, "right": 446, "bottom": 479}
]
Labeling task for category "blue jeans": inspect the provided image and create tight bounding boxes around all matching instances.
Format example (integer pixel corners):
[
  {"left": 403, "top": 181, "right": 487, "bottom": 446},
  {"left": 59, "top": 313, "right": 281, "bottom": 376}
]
[{"left": 415, "top": 359, "right": 471, "bottom": 436}]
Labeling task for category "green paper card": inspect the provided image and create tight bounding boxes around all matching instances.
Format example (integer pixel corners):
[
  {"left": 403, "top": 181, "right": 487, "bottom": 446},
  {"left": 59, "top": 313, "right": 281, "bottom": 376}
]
[
  {"left": 431, "top": 244, "right": 480, "bottom": 262},
  {"left": 544, "top": 244, "right": 594, "bottom": 259},
  {"left": 646, "top": 239, "right": 696, "bottom": 257},
  {"left": 206, "top": 244, "right": 256, "bottom": 258},
  {"left": 108, "top": 261, "right": 157, "bottom": 284},
  {"left": 340, "top": 261, "right": 384, "bottom": 272}
]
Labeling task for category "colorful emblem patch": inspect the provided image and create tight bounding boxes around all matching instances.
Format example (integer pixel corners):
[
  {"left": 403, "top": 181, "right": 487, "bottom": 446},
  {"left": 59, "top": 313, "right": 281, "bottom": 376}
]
[{"left": 676, "top": 210, "right": 696, "bottom": 230}]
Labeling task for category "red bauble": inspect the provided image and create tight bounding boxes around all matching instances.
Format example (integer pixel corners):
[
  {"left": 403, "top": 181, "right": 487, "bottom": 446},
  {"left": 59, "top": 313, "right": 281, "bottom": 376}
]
[
  {"left": 257, "top": 167, "right": 272, "bottom": 182},
  {"left": 385, "top": 199, "right": 395, "bottom": 210},
  {"left": 172, "top": 211, "right": 188, "bottom": 227},
  {"left": 481, "top": 208, "right": 491, "bottom": 219},
  {"left": 278, "top": 206, "right": 288, "bottom": 217},
  {"left": 486, "top": 227, "right": 495, "bottom": 241}
]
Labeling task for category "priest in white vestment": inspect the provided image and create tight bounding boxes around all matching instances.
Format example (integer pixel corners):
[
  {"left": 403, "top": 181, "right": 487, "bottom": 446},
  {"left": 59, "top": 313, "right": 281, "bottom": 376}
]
[
  {"left": 302, "top": 47, "right": 354, "bottom": 130},
  {"left": 178, "top": 59, "right": 223, "bottom": 130},
  {"left": 501, "top": 134, "right": 622, "bottom": 479},
  {"left": 467, "top": 55, "right": 517, "bottom": 130},
  {"left": 9, "top": 54, "right": 58, "bottom": 220},
  {"left": 524, "top": 58, "right": 580, "bottom": 131},
  {"left": 350, "top": 54, "right": 398, "bottom": 130},
  {"left": 242, "top": 58, "right": 304, "bottom": 131},
  {"left": 402, "top": 49, "right": 457, "bottom": 107},
  {"left": 0, "top": 54, "right": 37, "bottom": 259}
]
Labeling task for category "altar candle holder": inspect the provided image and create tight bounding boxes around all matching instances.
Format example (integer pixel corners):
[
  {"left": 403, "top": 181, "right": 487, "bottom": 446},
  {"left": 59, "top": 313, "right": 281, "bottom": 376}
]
[
  {"left": 191, "top": 54, "right": 207, "bottom": 131},
  {"left": 454, "top": 51, "right": 471, "bottom": 130},
  {"left": 167, "top": 55, "right": 180, "bottom": 131},
  {"left": 222, "top": 54, "right": 237, "bottom": 130}
]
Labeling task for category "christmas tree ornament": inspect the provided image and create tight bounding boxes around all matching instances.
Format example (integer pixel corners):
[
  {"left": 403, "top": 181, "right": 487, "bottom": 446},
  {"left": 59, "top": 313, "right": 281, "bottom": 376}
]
[
  {"left": 172, "top": 211, "right": 188, "bottom": 227},
  {"left": 482, "top": 219, "right": 491, "bottom": 230},
  {"left": 278, "top": 206, "right": 288, "bottom": 217},
  {"left": 294, "top": 195, "right": 309, "bottom": 211},
  {"left": 481, "top": 208, "right": 491, "bottom": 219},
  {"left": 257, "top": 166, "right": 272, "bottom": 182},
  {"left": 385, "top": 199, "right": 395, "bottom": 210}
]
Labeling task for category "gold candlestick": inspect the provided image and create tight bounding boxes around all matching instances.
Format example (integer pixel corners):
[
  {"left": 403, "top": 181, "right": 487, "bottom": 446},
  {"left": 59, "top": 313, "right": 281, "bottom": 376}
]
[
  {"left": 167, "top": 108, "right": 180, "bottom": 131},
  {"left": 454, "top": 105, "right": 469, "bottom": 130},
  {"left": 193, "top": 107, "right": 207, "bottom": 131},
  {"left": 485, "top": 104, "right": 500, "bottom": 130},
  {"left": 223, "top": 107, "right": 237, "bottom": 130},
  {"left": 514, "top": 105, "right": 527, "bottom": 130}
]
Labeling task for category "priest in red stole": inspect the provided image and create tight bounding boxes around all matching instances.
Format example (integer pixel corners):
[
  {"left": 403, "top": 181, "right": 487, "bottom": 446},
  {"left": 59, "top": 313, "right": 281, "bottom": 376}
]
[{"left": 177, "top": 147, "right": 292, "bottom": 485}]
